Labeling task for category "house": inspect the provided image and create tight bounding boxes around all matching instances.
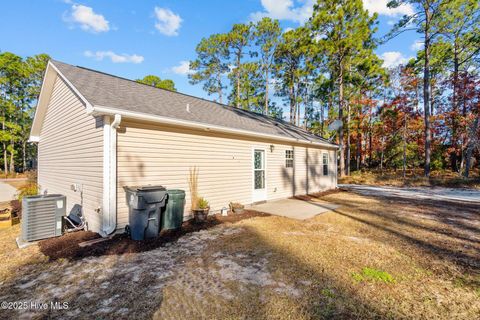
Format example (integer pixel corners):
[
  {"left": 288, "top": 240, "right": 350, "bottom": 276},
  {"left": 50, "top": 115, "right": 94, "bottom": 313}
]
[{"left": 30, "top": 60, "right": 339, "bottom": 236}]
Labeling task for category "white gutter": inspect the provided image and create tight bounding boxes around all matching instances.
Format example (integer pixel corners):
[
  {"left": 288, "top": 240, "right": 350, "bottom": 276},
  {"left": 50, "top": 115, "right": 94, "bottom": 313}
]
[
  {"left": 100, "top": 114, "right": 121, "bottom": 237},
  {"left": 28, "top": 136, "right": 40, "bottom": 143},
  {"left": 88, "top": 105, "right": 338, "bottom": 149},
  {"left": 111, "top": 114, "right": 122, "bottom": 129}
]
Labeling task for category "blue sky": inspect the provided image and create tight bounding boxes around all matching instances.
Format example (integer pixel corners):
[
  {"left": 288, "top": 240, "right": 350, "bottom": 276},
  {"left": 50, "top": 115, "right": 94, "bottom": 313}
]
[{"left": 0, "top": 0, "right": 420, "bottom": 103}]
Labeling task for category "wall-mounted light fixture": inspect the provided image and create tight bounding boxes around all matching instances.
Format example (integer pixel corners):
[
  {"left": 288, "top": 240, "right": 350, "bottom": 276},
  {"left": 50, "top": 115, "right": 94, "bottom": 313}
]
[{"left": 270, "top": 144, "right": 275, "bottom": 153}]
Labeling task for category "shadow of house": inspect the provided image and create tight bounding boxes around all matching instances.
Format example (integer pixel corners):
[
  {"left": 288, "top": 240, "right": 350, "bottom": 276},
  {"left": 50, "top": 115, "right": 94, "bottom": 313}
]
[
  {"left": 281, "top": 146, "right": 334, "bottom": 198},
  {"left": 329, "top": 195, "right": 480, "bottom": 274}
]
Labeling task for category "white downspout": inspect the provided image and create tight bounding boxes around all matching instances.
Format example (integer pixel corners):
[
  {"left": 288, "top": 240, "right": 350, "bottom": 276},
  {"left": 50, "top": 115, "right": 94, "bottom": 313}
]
[{"left": 100, "top": 114, "right": 121, "bottom": 237}]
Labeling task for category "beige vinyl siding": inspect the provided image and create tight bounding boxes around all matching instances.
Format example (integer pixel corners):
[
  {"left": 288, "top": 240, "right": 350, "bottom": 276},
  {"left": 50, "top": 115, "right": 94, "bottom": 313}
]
[
  {"left": 37, "top": 76, "right": 103, "bottom": 232},
  {"left": 117, "top": 120, "right": 336, "bottom": 230}
]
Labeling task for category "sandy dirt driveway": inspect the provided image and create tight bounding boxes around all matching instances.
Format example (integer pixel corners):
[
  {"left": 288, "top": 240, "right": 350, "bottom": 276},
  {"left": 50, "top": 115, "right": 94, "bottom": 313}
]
[
  {"left": 0, "top": 181, "right": 18, "bottom": 202},
  {"left": 339, "top": 184, "right": 480, "bottom": 203}
]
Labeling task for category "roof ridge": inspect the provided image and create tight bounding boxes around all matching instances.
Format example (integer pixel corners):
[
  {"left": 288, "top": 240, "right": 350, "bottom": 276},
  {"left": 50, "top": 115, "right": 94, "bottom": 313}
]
[
  {"left": 51, "top": 59, "right": 271, "bottom": 117},
  {"left": 50, "top": 59, "right": 332, "bottom": 144}
]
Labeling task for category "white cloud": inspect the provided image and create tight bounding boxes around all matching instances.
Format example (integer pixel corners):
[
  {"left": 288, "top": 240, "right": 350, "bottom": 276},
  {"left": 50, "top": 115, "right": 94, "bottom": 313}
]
[
  {"left": 410, "top": 39, "right": 423, "bottom": 51},
  {"left": 380, "top": 51, "right": 412, "bottom": 68},
  {"left": 84, "top": 51, "right": 144, "bottom": 64},
  {"left": 250, "top": 0, "right": 314, "bottom": 24},
  {"left": 154, "top": 7, "right": 182, "bottom": 36},
  {"left": 171, "top": 60, "right": 192, "bottom": 75},
  {"left": 67, "top": 4, "right": 110, "bottom": 33},
  {"left": 363, "top": 0, "right": 414, "bottom": 17}
]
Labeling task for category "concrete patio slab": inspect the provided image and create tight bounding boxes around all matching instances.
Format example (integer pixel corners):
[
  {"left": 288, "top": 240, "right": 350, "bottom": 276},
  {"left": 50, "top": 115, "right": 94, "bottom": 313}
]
[{"left": 251, "top": 198, "right": 339, "bottom": 220}]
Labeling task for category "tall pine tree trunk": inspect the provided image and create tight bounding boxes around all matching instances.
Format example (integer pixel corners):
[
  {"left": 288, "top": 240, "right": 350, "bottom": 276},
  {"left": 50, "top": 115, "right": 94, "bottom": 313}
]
[
  {"left": 303, "top": 86, "right": 308, "bottom": 129},
  {"left": 297, "top": 101, "right": 301, "bottom": 127},
  {"left": 289, "top": 84, "right": 294, "bottom": 123},
  {"left": 464, "top": 115, "right": 478, "bottom": 178},
  {"left": 2, "top": 144, "right": 6, "bottom": 176},
  {"left": 451, "top": 42, "right": 459, "bottom": 171},
  {"left": 338, "top": 64, "right": 345, "bottom": 177},
  {"left": 22, "top": 140, "right": 27, "bottom": 172},
  {"left": 380, "top": 135, "right": 385, "bottom": 173},
  {"left": 346, "top": 100, "right": 351, "bottom": 175},
  {"left": 2, "top": 110, "right": 7, "bottom": 175},
  {"left": 403, "top": 113, "right": 407, "bottom": 179},
  {"left": 423, "top": 7, "right": 432, "bottom": 177},
  {"left": 265, "top": 69, "right": 269, "bottom": 115},
  {"left": 356, "top": 121, "right": 361, "bottom": 171},
  {"left": 459, "top": 76, "right": 468, "bottom": 172},
  {"left": 9, "top": 138, "right": 14, "bottom": 174},
  {"left": 320, "top": 103, "right": 325, "bottom": 134},
  {"left": 217, "top": 72, "right": 223, "bottom": 104},
  {"left": 236, "top": 55, "right": 241, "bottom": 108}
]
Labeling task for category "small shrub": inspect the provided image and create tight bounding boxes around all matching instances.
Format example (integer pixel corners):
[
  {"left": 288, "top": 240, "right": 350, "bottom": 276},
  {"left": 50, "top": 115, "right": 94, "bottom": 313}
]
[
  {"left": 321, "top": 288, "right": 335, "bottom": 298},
  {"left": 229, "top": 202, "right": 244, "bottom": 210},
  {"left": 197, "top": 197, "right": 209, "bottom": 209},
  {"left": 351, "top": 272, "right": 364, "bottom": 283},
  {"left": 16, "top": 183, "right": 39, "bottom": 201},
  {"left": 352, "top": 267, "right": 395, "bottom": 284},
  {"left": 362, "top": 267, "right": 395, "bottom": 283},
  {"left": 25, "top": 170, "right": 37, "bottom": 183}
]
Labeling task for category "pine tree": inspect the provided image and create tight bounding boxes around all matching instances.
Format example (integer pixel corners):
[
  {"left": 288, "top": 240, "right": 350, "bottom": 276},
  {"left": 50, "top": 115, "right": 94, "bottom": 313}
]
[
  {"left": 310, "top": 0, "right": 378, "bottom": 176},
  {"left": 189, "top": 33, "right": 230, "bottom": 104},
  {"left": 253, "top": 17, "right": 281, "bottom": 115}
]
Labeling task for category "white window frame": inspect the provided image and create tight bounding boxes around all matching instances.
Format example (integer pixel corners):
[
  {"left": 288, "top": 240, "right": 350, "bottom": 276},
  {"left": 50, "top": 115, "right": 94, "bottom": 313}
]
[
  {"left": 252, "top": 147, "right": 267, "bottom": 202},
  {"left": 322, "top": 152, "right": 329, "bottom": 176},
  {"left": 285, "top": 149, "right": 294, "bottom": 168}
]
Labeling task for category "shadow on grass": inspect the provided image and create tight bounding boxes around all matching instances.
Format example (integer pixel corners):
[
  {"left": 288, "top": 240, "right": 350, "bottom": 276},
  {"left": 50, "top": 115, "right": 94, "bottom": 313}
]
[{"left": 324, "top": 192, "right": 480, "bottom": 276}]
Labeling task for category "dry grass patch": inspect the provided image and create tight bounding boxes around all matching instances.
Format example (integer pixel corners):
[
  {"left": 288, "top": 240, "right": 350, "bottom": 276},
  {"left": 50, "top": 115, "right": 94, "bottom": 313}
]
[
  {"left": 0, "top": 224, "right": 47, "bottom": 282},
  {"left": 155, "top": 191, "right": 479, "bottom": 319},
  {"left": 3, "top": 178, "right": 29, "bottom": 190},
  {"left": 340, "top": 169, "right": 480, "bottom": 189},
  {"left": 1, "top": 191, "right": 478, "bottom": 319}
]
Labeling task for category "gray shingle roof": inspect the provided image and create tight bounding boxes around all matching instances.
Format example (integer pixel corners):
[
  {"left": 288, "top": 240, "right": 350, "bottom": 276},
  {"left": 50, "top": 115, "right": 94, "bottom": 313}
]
[{"left": 52, "top": 60, "right": 336, "bottom": 146}]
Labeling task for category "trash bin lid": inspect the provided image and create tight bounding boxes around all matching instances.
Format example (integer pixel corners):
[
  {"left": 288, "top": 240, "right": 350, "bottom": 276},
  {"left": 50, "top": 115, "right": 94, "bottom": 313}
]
[
  {"left": 137, "top": 185, "right": 166, "bottom": 191},
  {"left": 167, "top": 189, "right": 185, "bottom": 195},
  {"left": 124, "top": 185, "right": 166, "bottom": 192}
]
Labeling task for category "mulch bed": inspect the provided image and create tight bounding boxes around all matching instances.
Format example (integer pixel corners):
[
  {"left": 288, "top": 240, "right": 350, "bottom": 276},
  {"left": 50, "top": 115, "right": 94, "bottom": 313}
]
[{"left": 38, "top": 210, "right": 270, "bottom": 261}]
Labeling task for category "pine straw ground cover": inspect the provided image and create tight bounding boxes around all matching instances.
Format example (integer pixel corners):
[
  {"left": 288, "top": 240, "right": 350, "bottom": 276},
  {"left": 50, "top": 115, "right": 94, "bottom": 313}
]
[
  {"left": 0, "top": 191, "right": 479, "bottom": 319},
  {"left": 339, "top": 169, "right": 480, "bottom": 189}
]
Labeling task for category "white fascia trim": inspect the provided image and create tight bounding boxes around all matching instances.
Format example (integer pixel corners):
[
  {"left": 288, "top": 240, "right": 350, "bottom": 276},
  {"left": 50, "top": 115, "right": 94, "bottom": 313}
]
[
  {"left": 49, "top": 62, "right": 93, "bottom": 110},
  {"left": 29, "top": 63, "right": 57, "bottom": 139},
  {"left": 90, "top": 105, "right": 339, "bottom": 149},
  {"left": 100, "top": 115, "right": 119, "bottom": 237},
  {"left": 30, "top": 61, "right": 95, "bottom": 140}
]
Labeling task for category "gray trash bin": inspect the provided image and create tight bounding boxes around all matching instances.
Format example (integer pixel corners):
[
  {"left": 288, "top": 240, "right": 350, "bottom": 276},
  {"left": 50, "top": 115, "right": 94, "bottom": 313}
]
[{"left": 123, "top": 185, "right": 168, "bottom": 240}]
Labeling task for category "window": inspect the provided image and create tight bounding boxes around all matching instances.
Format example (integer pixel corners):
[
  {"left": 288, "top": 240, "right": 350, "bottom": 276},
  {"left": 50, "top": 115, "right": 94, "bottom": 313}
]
[
  {"left": 285, "top": 150, "right": 294, "bottom": 168},
  {"left": 322, "top": 153, "right": 329, "bottom": 176}
]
